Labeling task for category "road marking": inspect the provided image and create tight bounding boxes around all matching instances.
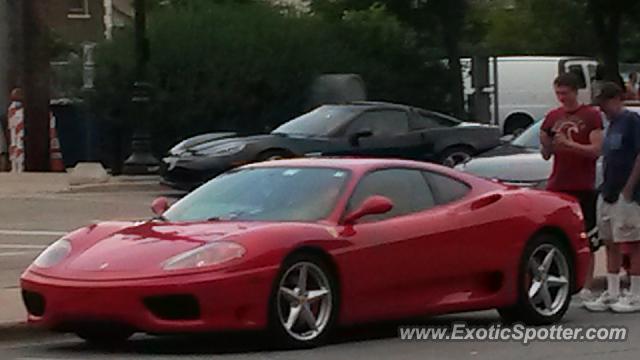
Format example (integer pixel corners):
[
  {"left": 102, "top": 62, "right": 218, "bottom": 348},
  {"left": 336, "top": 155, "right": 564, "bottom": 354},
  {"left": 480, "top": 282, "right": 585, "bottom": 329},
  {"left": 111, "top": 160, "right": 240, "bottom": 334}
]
[
  {"left": 0, "top": 251, "right": 38, "bottom": 257},
  {"left": 0, "top": 245, "right": 48, "bottom": 249},
  {"left": 0, "top": 230, "right": 67, "bottom": 237}
]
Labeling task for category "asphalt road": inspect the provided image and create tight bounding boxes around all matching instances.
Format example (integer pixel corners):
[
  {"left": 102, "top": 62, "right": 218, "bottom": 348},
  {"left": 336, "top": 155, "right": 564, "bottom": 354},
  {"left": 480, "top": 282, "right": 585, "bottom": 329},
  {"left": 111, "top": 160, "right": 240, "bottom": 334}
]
[
  {"left": 0, "top": 188, "right": 182, "bottom": 290},
  {"left": 1, "top": 307, "right": 639, "bottom": 360},
  {"left": 2, "top": 188, "right": 640, "bottom": 359}
]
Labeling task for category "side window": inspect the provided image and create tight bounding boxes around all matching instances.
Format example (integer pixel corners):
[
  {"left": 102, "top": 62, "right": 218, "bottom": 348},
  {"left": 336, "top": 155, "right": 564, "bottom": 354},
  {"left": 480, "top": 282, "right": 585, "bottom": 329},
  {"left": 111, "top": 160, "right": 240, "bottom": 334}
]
[
  {"left": 347, "top": 169, "right": 435, "bottom": 222},
  {"left": 422, "top": 171, "right": 470, "bottom": 205},
  {"left": 411, "top": 112, "right": 440, "bottom": 130},
  {"left": 412, "top": 111, "right": 459, "bottom": 130},
  {"left": 348, "top": 110, "right": 409, "bottom": 136},
  {"left": 567, "top": 65, "right": 587, "bottom": 89}
]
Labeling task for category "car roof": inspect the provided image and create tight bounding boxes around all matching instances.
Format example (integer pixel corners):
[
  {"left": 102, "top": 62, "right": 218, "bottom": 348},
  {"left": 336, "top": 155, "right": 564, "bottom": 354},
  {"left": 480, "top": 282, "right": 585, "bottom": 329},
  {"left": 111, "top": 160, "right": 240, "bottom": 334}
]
[
  {"left": 243, "top": 157, "right": 477, "bottom": 180},
  {"left": 245, "top": 157, "right": 415, "bottom": 170},
  {"left": 347, "top": 101, "right": 411, "bottom": 110}
]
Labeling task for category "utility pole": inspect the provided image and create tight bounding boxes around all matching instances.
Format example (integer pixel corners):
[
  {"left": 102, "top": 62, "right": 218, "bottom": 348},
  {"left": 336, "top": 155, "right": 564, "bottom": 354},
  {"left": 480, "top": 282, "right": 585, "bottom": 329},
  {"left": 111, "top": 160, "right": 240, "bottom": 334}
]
[
  {"left": 22, "top": 0, "right": 51, "bottom": 171},
  {"left": 0, "top": 0, "right": 9, "bottom": 110},
  {"left": 7, "top": 0, "right": 23, "bottom": 91},
  {"left": 123, "top": 0, "right": 160, "bottom": 175}
]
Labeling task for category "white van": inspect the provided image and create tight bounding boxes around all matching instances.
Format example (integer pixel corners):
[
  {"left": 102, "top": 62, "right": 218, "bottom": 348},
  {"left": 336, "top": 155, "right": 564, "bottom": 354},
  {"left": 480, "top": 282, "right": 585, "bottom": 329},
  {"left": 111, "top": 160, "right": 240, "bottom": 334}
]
[{"left": 462, "top": 56, "right": 599, "bottom": 134}]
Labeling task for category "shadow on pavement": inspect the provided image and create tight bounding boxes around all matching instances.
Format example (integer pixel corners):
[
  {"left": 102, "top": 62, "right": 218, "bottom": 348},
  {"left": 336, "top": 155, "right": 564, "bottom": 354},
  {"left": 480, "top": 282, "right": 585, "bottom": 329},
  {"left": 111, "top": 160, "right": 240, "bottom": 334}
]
[{"left": 43, "top": 312, "right": 506, "bottom": 356}]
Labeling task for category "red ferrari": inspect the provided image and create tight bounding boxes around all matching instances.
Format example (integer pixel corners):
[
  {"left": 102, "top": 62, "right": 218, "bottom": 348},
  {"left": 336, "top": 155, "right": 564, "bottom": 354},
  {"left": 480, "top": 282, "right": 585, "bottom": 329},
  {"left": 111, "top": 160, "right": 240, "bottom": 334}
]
[{"left": 21, "top": 158, "right": 589, "bottom": 347}]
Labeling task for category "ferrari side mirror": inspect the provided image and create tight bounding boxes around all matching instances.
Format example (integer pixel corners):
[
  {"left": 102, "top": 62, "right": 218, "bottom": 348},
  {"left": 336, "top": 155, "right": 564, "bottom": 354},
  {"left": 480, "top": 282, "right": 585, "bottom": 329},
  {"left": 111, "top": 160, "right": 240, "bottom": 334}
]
[
  {"left": 343, "top": 195, "right": 393, "bottom": 225},
  {"left": 151, "top": 197, "right": 170, "bottom": 216},
  {"left": 348, "top": 129, "right": 374, "bottom": 147}
]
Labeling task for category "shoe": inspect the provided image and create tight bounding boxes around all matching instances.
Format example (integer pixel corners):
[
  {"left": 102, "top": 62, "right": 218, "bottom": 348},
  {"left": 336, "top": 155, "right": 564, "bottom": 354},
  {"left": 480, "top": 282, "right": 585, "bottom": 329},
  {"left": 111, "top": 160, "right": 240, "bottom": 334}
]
[
  {"left": 583, "top": 291, "right": 619, "bottom": 312},
  {"left": 610, "top": 294, "right": 640, "bottom": 313},
  {"left": 574, "top": 289, "right": 595, "bottom": 304}
]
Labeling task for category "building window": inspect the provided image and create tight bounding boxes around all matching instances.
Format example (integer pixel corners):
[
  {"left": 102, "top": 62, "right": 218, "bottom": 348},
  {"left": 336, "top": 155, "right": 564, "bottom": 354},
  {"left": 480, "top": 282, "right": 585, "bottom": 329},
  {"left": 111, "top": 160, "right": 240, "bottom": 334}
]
[{"left": 68, "top": 0, "right": 90, "bottom": 19}]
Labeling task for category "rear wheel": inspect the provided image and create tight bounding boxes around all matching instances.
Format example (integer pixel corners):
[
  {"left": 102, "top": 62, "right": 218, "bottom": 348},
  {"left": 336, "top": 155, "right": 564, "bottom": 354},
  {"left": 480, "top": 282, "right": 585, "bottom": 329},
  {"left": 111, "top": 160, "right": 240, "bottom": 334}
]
[
  {"left": 268, "top": 253, "right": 339, "bottom": 348},
  {"left": 504, "top": 114, "right": 533, "bottom": 136},
  {"left": 498, "top": 234, "right": 573, "bottom": 325},
  {"left": 439, "top": 146, "right": 475, "bottom": 167}
]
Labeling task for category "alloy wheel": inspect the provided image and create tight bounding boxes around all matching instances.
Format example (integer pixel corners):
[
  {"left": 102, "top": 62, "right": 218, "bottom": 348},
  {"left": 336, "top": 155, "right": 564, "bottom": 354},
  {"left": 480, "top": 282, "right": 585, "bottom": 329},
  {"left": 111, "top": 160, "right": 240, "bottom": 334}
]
[
  {"left": 277, "top": 262, "right": 333, "bottom": 342},
  {"left": 526, "top": 244, "right": 570, "bottom": 317},
  {"left": 443, "top": 151, "right": 472, "bottom": 167}
]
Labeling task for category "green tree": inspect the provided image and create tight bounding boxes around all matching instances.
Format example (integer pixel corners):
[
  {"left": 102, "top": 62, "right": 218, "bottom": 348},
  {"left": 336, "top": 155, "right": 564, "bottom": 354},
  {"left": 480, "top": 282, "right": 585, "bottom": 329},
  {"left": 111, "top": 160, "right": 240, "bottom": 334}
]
[
  {"left": 473, "top": 0, "right": 594, "bottom": 55},
  {"left": 473, "top": 0, "right": 639, "bottom": 84},
  {"left": 313, "top": 0, "right": 468, "bottom": 117},
  {"left": 586, "top": 0, "right": 639, "bottom": 84},
  {"left": 92, "top": 0, "right": 448, "bottom": 153}
]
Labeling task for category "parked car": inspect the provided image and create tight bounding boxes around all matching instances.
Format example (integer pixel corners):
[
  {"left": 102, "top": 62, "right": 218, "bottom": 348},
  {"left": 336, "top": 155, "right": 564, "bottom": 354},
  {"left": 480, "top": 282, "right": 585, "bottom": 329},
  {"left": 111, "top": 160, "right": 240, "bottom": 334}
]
[
  {"left": 456, "top": 120, "right": 553, "bottom": 188},
  {"left": 161, "top": 102, "right": 501, "bottom": 190},
  {"left": 457, "top": 105, "right": 640, "bottom": 188},
  {"left": 167, "top": 132, "right": 237, "bottom": 157},
  {"left": 22, "top": 158, "right": 588, "bottom": 348}
]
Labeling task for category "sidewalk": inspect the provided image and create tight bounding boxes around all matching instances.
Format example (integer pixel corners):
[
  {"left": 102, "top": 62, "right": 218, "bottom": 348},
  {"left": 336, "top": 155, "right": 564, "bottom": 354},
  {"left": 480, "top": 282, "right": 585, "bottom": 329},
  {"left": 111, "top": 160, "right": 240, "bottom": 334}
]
[
  {"left": 0, "top": 289, "right": 24, "bottom": 325},
  {"left": 0, "top": 172, "right": 69, "bottom": 194},
  {"left": 0, "top": 171, "right": 163, "bottom": 195}
]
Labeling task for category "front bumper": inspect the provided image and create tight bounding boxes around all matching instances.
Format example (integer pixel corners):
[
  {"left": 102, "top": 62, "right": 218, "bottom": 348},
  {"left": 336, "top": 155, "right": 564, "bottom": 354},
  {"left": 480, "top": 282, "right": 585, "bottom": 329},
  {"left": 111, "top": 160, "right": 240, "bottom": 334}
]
[
  {"left": 20, "top": 266, "right": 278, "bottom": 334},
  {"left": 160, "top": 156, "right": 235, "bottom": 191}
]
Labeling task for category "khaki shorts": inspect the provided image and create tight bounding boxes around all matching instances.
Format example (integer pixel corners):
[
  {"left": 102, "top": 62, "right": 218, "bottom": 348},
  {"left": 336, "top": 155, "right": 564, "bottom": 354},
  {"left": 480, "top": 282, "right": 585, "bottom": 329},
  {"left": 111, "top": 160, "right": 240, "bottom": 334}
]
[{"left": 598, "top": 196, "right": 640, "bottom": 243}]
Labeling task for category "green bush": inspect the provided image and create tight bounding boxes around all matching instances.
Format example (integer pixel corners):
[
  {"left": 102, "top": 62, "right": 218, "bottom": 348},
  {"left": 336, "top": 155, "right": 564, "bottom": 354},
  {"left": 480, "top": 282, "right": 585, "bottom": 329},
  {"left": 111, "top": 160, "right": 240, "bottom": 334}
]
[{"left": 91, "top": 0, "right": 449, "bottom": 153}]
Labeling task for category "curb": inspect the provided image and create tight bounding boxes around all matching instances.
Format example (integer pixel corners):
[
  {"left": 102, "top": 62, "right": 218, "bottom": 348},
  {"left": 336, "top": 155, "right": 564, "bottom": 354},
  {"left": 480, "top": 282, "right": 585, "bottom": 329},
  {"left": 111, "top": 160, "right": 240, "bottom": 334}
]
[{"left": 66, "top": 181, "right": 168, "bottom": 194}]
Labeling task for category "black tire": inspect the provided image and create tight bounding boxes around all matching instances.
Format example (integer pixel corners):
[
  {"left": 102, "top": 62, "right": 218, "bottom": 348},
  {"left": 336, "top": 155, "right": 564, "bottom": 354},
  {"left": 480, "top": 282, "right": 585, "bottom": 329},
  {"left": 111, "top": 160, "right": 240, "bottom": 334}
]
[
  {"left": 504, "top": 114, "right": 533, "bottom": 135},
  {"left": 438, "top": 146, "right": 475, "bottom": 167},
  {"left": 75, "top": 327, "right": 134, "bottom": 346},
  {"left": 498, "top": 233, "right": 574, "bottom": 325},
  {"left": 256, "top": 150, "right": 292, "bottom": 162},
  {"left": 268, "top": 252, "right": 339, "bottom": 349}
]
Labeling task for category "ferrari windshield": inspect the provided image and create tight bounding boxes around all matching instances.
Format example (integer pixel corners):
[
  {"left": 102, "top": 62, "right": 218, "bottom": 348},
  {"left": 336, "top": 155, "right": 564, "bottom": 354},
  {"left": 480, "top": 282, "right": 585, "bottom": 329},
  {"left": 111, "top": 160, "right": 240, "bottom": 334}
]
[
  {"left": 164, "top": 167, "right": 350, "bottom": 222},
  {"left": 272, "top": 105, "right": 359, "bottom": 137}
]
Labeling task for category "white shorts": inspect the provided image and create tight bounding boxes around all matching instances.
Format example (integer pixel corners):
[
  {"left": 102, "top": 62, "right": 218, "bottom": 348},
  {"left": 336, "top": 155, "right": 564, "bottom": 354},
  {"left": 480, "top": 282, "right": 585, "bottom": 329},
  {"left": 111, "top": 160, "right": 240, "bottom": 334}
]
[{"left": 598, "top": 196, "right": 640, "bottom": 243}]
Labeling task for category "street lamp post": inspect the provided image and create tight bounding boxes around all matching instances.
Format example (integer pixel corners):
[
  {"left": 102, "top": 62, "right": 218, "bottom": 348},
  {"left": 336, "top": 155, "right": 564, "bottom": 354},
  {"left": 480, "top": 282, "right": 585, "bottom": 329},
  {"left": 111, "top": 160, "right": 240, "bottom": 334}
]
[{"left": 122, "top": 0, "right": 160, "bottom": 175}]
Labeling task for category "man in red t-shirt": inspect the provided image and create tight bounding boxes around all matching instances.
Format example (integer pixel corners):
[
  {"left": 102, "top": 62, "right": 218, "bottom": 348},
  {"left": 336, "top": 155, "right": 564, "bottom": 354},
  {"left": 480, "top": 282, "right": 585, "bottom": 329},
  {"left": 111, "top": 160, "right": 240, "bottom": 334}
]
[{"left": 540, "top": 73, "right": 604, "bottom": 301}]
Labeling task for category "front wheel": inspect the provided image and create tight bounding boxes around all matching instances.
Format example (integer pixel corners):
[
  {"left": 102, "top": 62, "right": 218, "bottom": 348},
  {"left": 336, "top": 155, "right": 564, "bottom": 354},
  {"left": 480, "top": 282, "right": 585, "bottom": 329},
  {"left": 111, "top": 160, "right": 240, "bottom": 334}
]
[
  {"left": 268, "top": 253, "right": 339, "bottom": 348},
  {"left": 498, "top": 234, "right": 573, "bottom": 325}
]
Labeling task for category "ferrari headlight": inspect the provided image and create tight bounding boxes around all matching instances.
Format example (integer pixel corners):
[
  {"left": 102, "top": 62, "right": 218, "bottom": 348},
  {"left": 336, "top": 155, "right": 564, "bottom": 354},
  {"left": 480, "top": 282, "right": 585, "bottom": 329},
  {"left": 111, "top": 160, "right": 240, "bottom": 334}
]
[
  {"left": 197, "top": 142, "right": 246, "bottom": 156},
  {"left": 163, "top": 242, "right": 246, "bottom": 271},
  {"left": 33, "top": 239, "right": 72, "bottom": 268}
]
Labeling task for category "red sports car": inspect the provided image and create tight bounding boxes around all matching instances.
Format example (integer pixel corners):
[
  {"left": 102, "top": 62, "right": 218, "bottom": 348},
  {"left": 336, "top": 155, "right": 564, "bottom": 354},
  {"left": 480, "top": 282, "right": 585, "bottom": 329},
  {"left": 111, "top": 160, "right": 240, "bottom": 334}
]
[{"left": 21, "top": 158, "right": 589, "bottom": 347}]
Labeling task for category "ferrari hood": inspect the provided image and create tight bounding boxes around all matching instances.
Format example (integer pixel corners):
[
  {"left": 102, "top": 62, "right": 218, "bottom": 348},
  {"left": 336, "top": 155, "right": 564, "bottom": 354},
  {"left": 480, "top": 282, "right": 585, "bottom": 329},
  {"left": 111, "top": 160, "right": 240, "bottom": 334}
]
[{"left": 56, "top": 221, "right": 270, "bottom": 280}]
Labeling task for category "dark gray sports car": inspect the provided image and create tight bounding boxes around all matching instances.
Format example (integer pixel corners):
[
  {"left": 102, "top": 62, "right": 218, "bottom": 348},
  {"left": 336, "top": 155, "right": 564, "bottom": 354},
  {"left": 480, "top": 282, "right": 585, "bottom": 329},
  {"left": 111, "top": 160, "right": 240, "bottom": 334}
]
[
  {"left": 457, "top": 119, "right": 606, "bottom": 188},
  {"left": 161, "top": 102, "right": 500, "bottom": 190}
]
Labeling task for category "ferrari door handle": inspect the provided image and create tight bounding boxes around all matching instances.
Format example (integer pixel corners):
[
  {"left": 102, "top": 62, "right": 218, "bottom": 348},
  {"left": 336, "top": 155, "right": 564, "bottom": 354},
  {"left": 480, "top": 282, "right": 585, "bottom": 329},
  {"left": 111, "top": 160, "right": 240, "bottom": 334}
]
[{"left": 470, "top": 194, "right": 502, "bottom": 210}]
